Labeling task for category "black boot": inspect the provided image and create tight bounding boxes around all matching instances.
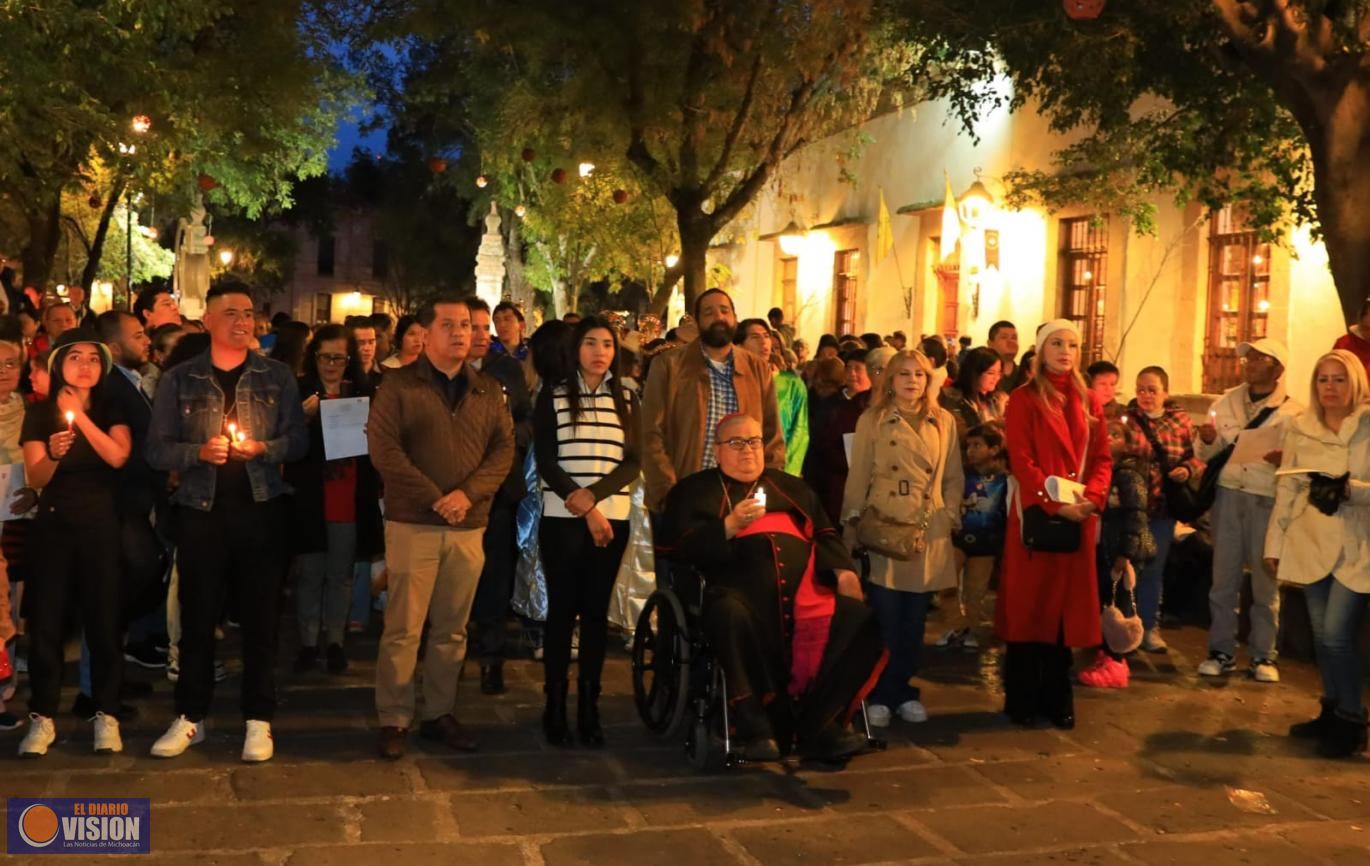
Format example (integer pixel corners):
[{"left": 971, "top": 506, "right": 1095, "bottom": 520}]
[
  {"left": 1317, "top": 709, "right": 1369, "bottom": 759},
  {"left": 577, "top": 678, "right": 604, "bottom": 748},
  {"left": 480, "top": 662, "right": 506, "bottom": 696},
  {"left": 542, "top": 680, "right": 574, "bottom": 747},
  {"left": 1290, "top": 698, "right": 1335, "bottom": 739},
  {"left": 1002, "top": 643, "right": 1038, "bottom": 727}
]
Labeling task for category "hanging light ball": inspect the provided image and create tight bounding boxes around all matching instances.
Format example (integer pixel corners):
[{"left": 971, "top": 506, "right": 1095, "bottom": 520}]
[
  {"left": 130, "top": 114, "right": 152, "bottom": 134},
  {"left": 197, "top": 173, "right": 219, "bottom": 192},
  {"left": 88, "top": 194, "right": 102, "bottom": 209},
  {"left": 428, "top": 157, "right": 448, "bottom": 174},
  {"left": 475, "top": 175, "right": 489, "bottom": 188},
  {"left": 515, "top": 204, "right": 527, "bottom": 218},
  {"left": 550, "top": 167, "right": 567, "bottom": 184},
  {"left": 521, "top": 147, "right": 536, "bottom": 162},
  {"left": 612, "top": 189, "right": 629, "bottom": 205},
  {"left": 1063, "top": 0, "right": 1105, "bottom": 19}
]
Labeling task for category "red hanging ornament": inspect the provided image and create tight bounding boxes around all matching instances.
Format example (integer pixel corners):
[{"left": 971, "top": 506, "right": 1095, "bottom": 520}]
[
  {"left": 88, "top": 194, "right": 102, "bottom": 209},
  {"left": 612, "top": 189, "right": 629, "bottom": 205},
  {"left": 197, "top": 173, "right": 219, "bottom": 192},
  {"left": 1063, "top": 0, "right": 1105, "bottom": 19},
  {"left": 551, "top": 167, "right": 567, "bottom": 184},
  {"left": 521, "top": 147, "right": 536, "bottom": 162},
  {"left": 428, "top": 157, "right": 448, "bottom": 174}
]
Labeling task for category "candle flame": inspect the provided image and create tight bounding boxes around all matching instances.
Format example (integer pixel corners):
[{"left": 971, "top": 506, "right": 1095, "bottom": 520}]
[{"left": 64, "top": 411, "right": 75, "bottom": 422}]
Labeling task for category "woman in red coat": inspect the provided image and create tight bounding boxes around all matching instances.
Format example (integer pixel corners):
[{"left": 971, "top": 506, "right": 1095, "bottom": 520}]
[{"left": 997, "top": 320, "right": 1112, "bottom": 730}]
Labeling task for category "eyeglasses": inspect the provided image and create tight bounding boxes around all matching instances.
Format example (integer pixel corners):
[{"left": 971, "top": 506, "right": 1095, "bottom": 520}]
[
  {"left": 317, "top": 353, "right": 349, "bottom": 365},
  {"left": 717, "top": 437, "right": 764, "bottom": 451}
]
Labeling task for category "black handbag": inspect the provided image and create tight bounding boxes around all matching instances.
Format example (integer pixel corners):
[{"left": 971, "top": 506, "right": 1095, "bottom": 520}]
[
  {"left": 1134, "top": 413, "right": 1206, "bottom": 524},
  {"left": 1021, "top": 504, "right": 1082, "bottom": 553},
  {"left": 1194, "top": 402, "right": 1283, "bottom": 510}
]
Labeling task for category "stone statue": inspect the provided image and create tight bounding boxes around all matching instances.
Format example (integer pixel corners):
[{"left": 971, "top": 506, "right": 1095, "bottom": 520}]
[
  {"left": 174, "top": 193, "right": 212, "bottom": 318},
  {"left": 474, "top": 202, "right": 506, "bottom": 311}
]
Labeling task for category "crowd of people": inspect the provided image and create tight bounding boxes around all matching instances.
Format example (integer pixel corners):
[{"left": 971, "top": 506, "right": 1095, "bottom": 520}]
[{"left": 0, "top": 282, "right": 1366, "bottom": 765}]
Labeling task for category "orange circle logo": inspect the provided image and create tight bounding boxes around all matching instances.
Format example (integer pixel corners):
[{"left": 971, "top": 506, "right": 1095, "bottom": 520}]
[{"left": 18, "top": 804, "right": 60, "bottom": 847}]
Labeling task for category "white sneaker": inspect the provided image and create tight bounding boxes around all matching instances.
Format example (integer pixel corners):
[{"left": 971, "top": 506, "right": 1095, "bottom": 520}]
[
  {"left": 93, "top": 712, "right": 122, "bottom": 754},
  {"left": 1251, "top": 659, "right": 1281, "bottom": 684},
  {"left": 1198, "top": 652, "right": 1236, "bottom": 677},
  {"left": 165, "top": 659, "right": 179, "bottom": 683},
  {"left": 242, "top": 720, "right": 273, "bottom": 762},
  {"left": 961, "top": 632, "right": 980, "bottom": 649},
  {"left": 896, "top": 700, "right": 929, "bottom": 724},
  {"left": 18, "top": 713, "right": 55, "bottom": 757},
  {"left": 151, "top": 715, "right": 205, "bottom": 758},
  {"left": 865, "top": 704, "right": 891, "bottom": 727},
  {"left": 934, "top": 629, "right": 962, "bottom": 648}
]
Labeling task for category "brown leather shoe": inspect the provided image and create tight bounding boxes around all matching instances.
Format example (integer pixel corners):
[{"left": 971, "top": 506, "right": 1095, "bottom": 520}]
[
  {"left": 377, "top": 726, "right": 408, "bottom": 760},
  {"left": 418, "top": 714, "right": 478, "bottom": 752}
]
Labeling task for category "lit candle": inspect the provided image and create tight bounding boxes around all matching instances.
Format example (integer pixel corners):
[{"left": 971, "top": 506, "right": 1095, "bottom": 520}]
[
  {"left": 64, "top": 410, "right": 75, "bottom": 432},
  {"left": 227, "top": 421, "right": 237, "bottom": 440},
  {"left": 235, "top": 431, "right": 246, "bottom": 443},
  {"left": 754, "top": 486, "right": 767, "bottom": 509}
]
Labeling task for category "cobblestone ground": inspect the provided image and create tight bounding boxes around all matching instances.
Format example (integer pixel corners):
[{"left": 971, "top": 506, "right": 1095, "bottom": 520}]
[{"left": 2, "top": 610, "right": 1367, "bottom": 866}]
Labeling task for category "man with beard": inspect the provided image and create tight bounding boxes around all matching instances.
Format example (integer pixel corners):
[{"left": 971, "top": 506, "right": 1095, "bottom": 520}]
[{"left": 641, "top": 288, "right": 784, "bottom": 511}]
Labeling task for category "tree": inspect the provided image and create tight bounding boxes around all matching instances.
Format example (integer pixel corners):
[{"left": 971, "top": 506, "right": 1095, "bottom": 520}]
[
  {"left": 351, "top": 0, "right": 915, "bottom": 311},
  {"left": 0, "top": 0, "right": 359, "bottom": 293},
  {"left": 896, "top": 0, "right": 1370, "bottom": 325}
]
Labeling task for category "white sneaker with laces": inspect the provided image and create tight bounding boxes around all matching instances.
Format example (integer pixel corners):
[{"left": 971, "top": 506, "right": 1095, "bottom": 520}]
[
  {"left": 18, "top": 713, "right": 55, "bottom": 757},
  {"left": 1197, "top": 652, "right": 1235, "bottom": 677},
  {"left": 151, "top": 715, "right": 205, "bottom": 758},
  {"left": 242, "top": 720, "right": 274, "bottom": 762},
  {"left": 93, "top": 712, "right": 122, "bottom": 754},
  {"left": 896, "top": 700, "right": 929, "bottom": 724},
  {"left": 865, "top": 704, "right": 891, "bottom": 728},
  {"left": 1251, "top": 659, "right": 1281, "bottom": 684}
]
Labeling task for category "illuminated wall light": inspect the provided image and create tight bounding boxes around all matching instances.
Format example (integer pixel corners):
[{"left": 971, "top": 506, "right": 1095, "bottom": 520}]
[
  {"left": 346, "top": 291, "right": 363, "bottom": 306},
  {"left": 1252, "top": 254, "right": 1264, "bottom": 265},
  {"left": 578, "top": 162, "right": 595, "bottom": 178},
  {"left": 1257, "top": 299, "right": 1271, "bottom": 313}
]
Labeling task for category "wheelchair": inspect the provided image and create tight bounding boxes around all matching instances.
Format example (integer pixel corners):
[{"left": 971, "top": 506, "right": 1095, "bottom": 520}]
[{"left": 629, "top": 568, "right": 883, "bottom": 770}]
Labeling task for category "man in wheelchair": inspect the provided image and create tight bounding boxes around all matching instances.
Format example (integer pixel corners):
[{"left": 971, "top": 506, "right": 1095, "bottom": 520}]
[{"left": 656, "top": 413, "right": 887, "bottom": 761}]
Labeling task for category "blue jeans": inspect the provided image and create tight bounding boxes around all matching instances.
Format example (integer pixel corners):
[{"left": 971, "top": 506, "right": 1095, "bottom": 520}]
[
  {"left": 1135, "top": 516, "right": 1175, "bottom": 632},
  {"left": 1303, "top": 576, "right": 1369, "bottom": 717},
  {"left": 349, "top": 562, "right": 372, "bottom": 625},
  {"left": 865, "top": 583, "right": 932, "bottom": 708}
]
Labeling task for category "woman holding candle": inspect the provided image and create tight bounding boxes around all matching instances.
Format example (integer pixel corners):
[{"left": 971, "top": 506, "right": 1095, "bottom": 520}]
[
  {"left": 533, "top": 316, "right": 640, "bottom": 747},
  {"left": 286, "top": 325, "right": 382, "bottom": 675},
  {"left": 16, "top": 329, "right": 132, "bottom": 757}
]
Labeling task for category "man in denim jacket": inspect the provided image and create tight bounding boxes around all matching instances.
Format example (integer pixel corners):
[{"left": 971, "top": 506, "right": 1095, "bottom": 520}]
[{"left": 145, "top": 281, "right": 307, "bottom": 763}]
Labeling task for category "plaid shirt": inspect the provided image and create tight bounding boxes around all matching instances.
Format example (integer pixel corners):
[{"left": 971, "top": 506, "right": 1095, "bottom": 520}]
[
  {"left": 1123, "top": 399, "right": 1204, "bottom": 517},
  {"left": 700, "top": 346, "right": 738, "bottom": 470}
]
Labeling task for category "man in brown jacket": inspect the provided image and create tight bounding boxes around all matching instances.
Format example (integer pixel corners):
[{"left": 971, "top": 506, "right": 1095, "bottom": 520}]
[
  {"left": 641, "top": 288, "right": 784, "bottom": 510},
  {"left": 368, "top": 295, "right": 514, "bottom": 759}
]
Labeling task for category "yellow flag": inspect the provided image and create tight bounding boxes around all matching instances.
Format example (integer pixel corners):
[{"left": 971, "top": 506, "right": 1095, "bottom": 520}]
[
  {"left": 876, "top": 189, "right": 894, "bottom": 264},
  {"left": 940, "top": 171, "right": 961, "bottom": 262}
]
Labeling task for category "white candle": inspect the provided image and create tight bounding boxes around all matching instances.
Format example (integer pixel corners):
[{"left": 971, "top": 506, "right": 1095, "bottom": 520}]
[
  {"left": 64, "top": 410, "right": 74, "bottom": 432},
  {"left": 754, "top": 486, "right": 767, "bottom": 509}
]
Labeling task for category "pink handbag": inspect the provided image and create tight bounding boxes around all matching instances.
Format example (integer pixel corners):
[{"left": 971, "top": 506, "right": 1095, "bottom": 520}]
[{"left": 1101, "top": 562, "right": 1143, "bottom": 655}]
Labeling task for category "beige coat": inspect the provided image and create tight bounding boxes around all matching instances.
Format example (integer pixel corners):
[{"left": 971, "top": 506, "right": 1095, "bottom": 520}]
[
  {"left": 843, "top": 405, "right": 964, "bottom": 593},
  {"left": 1265, "top": 406, "right": 1370, "bottom": 594},
  {"left": 640, "top": 340, "right": 784, "bottom": 509}
]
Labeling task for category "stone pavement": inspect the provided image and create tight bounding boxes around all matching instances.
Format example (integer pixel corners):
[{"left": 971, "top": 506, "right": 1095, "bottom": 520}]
[{"left": 2, "top": 617, "right": 1367, "bottom": 866}]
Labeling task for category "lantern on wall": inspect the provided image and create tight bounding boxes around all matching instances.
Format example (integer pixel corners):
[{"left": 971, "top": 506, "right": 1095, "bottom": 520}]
[
  {"left": 777, "top": 220, "right": 807, "bottom": 257},
  {"left": 958, "top": 170, "right": 995, "bottom": 230},
  {"left": 1063, "top": 0, "right": 1105, "bottom": 20}
]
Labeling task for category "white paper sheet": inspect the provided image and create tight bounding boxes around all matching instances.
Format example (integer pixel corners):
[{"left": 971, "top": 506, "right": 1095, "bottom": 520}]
[
  {"left": 1229, "top": 424, "right": 1284, "bottom": 466},
  {"left": 843, "top": 432, "right": 854, "bottom": 465},
  {"left": 1045, "top": 475, "right": 1086, "bottom": 504},
  {"left": 320, "top": 396, "right": 371, "bottom": 461},
  {"left": 0, "top": 463, "right": 32, "bottom": 521}
]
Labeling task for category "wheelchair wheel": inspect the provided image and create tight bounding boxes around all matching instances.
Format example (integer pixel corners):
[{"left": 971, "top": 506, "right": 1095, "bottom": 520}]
[
  {"left": 687, "top": 662, "right": 725, "bottom": 771},
  {"left": 632, "top": 590, "right": 691, "bottom": 737}
]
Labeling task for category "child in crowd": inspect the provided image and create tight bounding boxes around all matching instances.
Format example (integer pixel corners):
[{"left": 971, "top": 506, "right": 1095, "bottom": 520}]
[
  {"left": 938, "top": 423, "right": 1007, "bottom": 649},
  {"left": 1078, "top": 419, "right": 1156, "bottom": 688}
]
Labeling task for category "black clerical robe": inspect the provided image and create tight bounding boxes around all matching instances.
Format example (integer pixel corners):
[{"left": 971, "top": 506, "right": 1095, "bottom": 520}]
[{"left": 656, "top": 467, "right": 886, "bottom": 746}]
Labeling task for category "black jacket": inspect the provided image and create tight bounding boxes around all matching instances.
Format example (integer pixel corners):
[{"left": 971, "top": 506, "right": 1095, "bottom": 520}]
[{"left": 480, "top": 353, "right": 533, "bottom": 504}]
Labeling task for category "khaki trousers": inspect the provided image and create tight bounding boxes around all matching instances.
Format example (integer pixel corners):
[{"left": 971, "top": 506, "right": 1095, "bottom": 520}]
[
  {"left": 375, "top": 521, "right": 485, "bottom": 727},
  {"left": 950, "top": 551, "right": 997, "bottom": 635}
]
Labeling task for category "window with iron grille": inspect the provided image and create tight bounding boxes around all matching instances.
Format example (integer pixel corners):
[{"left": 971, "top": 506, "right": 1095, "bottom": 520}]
[
  {"left": 1203, "top": 206, "right": 1271, "bottom": 393},
  {"left": 1059, "top": 217, "right": 1108, "bottom": 364},
  {"left": 832, "top": 249, "right": 860, "bottom": 336},
  {"left": 778, "top": 256, "right": 798, "bottom": 322}
]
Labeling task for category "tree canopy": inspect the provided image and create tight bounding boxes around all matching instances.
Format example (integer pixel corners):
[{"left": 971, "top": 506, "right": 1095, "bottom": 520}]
[{"left": 896, "top": 0, "right": 1370, "bottom": 324}]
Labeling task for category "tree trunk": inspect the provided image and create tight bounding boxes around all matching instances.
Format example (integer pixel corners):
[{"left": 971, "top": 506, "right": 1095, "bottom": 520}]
[
  {"left": 20, "top": 189, "right": 63, "bottom": 292},
  {"left": 1307, "top": 87, "right": 1370, "bottom": 327},
  {"left": 677, "top": 212, "right": 712, "bottom": 315},
  {"left": 81, "top": 177, "right": 127, "bottom": 292}
]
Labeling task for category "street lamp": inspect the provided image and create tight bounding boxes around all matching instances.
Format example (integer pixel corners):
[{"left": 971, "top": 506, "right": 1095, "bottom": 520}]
[
  {"left": 665, "top": 254, "right": 679, "bottom": 268},
  {"left": 219, "top": 249, "right": 235, "bottom": 267},
  {"left": 958, "top": 169, "right": 995, "bottom": 229},
  {"left": 131, "top": 115, "right": 152, "bottom": 135},
  {"left": 777, "top": 220, "right": 807, "bottom": 256},
  {"left": 123, "top": 115, "right": 150, "bottom": 305}
]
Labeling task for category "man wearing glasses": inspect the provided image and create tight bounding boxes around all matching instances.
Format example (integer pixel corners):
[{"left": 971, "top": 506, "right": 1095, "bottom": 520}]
[
  {"left": 1195, "top": 338, "right": 1302, "bottom": 684},
  {"left": 656, "top": 413, "right": 880, "bottom": 762},
  {"left": 146, "top": 281, "right": 307, "bottom": 762}
]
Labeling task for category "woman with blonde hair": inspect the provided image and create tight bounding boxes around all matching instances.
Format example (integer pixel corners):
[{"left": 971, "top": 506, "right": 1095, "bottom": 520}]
[
  {"left": 1265, "top": 349, "right": 1370, "bottom": 758},
  {"left": 997, "top": 321, "right": 1112, "bottom": 730},
  {"left": 842, "top": 350, "right": 962, "bottom": 725}
]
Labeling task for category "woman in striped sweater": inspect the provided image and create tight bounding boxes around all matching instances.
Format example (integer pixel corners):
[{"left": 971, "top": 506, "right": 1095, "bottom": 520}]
[{"left": 533, "top": 316, "right": 641, "bottom": 747}]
